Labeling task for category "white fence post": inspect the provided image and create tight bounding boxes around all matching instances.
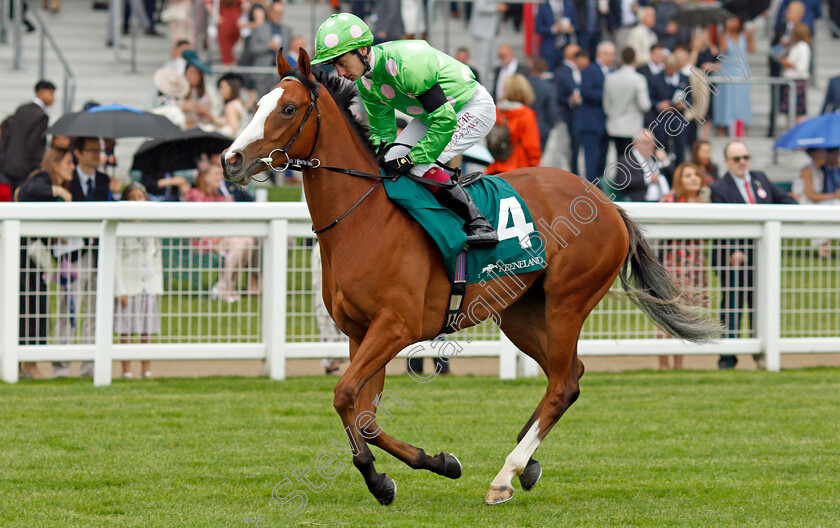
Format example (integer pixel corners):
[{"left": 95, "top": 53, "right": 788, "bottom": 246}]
[
  {"left": 263, "top": 219, "right": 288, "bottom": 380},
  {"left": 757, "top": 220, "right": 782, "bottom": 372},
  {"left": 517, "top": 351, "right": 541, "bottom": 378},
  {"left": 499, "top": 331, "right": 517, "bottom": 380},
  {"left": 0, "top": 220, "right": 21, "bottom": 383},
  {"left": 93, "top": 220, "right": 117, "bottom": 386}
]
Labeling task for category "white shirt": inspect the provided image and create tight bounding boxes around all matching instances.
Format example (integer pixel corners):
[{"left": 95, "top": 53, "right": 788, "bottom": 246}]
[
  {"left": 496, "top": 59, "right": 519, "bottom": 100},
  {"left": 632, "top": 148, "right": 671, "bottom": 202},
  {"left": 549, "top": 0, "right": 564, "bottom": 21},
  {"left": 731, "top": 172, "right": 756, "bottom": 203},
  {"left": 647, "top": 61, "right": 663, "bottom": 76},
  {"left": 620, "top": 0, "right": 636, "bottom": 26},
  {"left": 32, "top": 97, "right": 47, "bottom": 111},
  {"left": 783, "top": 41, "right": 811, "bottom": 80},
  {"left": 76, "top": 167, "right": 95, "bottom": 197},
  {"left": 596, "top": 60, "right": 610, "bottom": 78},
  {"left": 564, "top": 59, "right": 581, "bottom": 85}
]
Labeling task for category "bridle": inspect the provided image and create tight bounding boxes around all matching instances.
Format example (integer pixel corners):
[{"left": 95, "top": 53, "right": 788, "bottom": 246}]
[
  {"left": 257, "top": 76, "right": 322, "bottom": 175},
  {"left": 254, "top": 75, "right": 458, "bottom": 234}
]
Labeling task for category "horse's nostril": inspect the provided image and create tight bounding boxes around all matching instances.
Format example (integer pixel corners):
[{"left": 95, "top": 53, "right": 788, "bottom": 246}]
[{"left": 227, "top": 150, "right": 244, "bottom": 171}]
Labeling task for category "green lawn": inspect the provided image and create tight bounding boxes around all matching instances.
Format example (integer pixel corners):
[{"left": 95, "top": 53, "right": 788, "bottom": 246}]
[{"left": 2, "top": 370, "right": 839, "bottom": 527}]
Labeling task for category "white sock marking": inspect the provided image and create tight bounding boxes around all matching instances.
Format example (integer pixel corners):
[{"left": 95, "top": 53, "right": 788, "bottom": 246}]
[{"left": 490, "top": 419, "right": 541, "bottom": 488}]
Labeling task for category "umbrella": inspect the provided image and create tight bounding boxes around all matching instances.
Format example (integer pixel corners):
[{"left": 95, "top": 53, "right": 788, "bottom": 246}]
[
  {"left": 131, "top": 128, "right": 233, "bottom": 174},
  {"left": 48, "top": 104, "right": 183, "bottom": 140},
  {"left": 670, "top": 3, "right": 735, "bottom": 27},
  {"left": 773, "top": 111, "right": 840, "bottom": 150},
  {"left": 722, "top": 0, "right": 770, "bottom": 22}
]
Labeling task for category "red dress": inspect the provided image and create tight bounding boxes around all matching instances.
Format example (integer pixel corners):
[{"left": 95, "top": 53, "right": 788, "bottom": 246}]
[{"left": 217, "top": 0, "right": 241, "bottom": 65}]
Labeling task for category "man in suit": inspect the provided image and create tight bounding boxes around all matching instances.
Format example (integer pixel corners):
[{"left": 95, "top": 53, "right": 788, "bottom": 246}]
[
  {"left": 768, "top": 1, "right": 806, "bottom": 136},
  {"left": 528, "top": 56, "right": 561, "bottom": 150},
  {"left": 247, "top": 1, "right": 293, "bottom": 96},
  {"left": 571, "top": 0, "right": 601, "bottom": 60},
  {"left": 554, "top": 45, "right": 588, "bottom": 174},
  {"left": 821, "top": 75, "right": 840, "bottom": 113},
  {"left": 535, "top": 0, "right": 577, "bottom": 70},
  {"left": 636, "top": 43, "right": 666, "bottom": 128},
  {"left": 710, "top": 141, "right": 797, "bottom": 370},
  {"left": 1, "top": 80, "right": 55, "bottom": 191},
  {"left": 624, "top": 6, "right": 657, "bottom": 66},
  {"left": 576, "top": 41, "right": 614, "bottom": 183},
  {"left": 492, "top": 44, "right": 531, "bottom": 101},
  {"left": 607, "top": 0, "right": 650, "bottom": 51},
  {"left": 649, "top": 54, "right": 691, "bottom": 166},
  {"left": 604, "top": 47, "right": 651, "bottom": 159},
  {"left": 51, "top": 137, "right": 115, "bottom": 378},
  {"left": 610, "top": 128, "right": 671, "bottom": 202}
]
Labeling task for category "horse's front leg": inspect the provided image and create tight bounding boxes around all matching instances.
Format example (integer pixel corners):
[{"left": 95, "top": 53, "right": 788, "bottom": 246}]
[
  {"left": 356, "top": 363, "right": 462, "bottom": 480},
  {"left": 333, "top": 317, "right": 417, "bottom": 505}
]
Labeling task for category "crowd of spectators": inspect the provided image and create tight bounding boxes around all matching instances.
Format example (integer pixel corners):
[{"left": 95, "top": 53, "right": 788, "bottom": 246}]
[{"left": 3, "top": 0, "right": 840, "bottom": 375}]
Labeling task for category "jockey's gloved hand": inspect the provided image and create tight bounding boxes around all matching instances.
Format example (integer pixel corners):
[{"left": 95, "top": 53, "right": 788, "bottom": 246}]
[{"left": 382, "top": 155, "right": 414, "bottom": 177}]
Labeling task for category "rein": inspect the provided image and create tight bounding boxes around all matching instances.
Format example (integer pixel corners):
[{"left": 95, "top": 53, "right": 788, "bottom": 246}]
[{"left": 256, "top": 76, "right": 458, "bottom": 233}]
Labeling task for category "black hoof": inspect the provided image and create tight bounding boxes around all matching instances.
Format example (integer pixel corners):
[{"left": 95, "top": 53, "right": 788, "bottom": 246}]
[
  {"left": 370, "top": 473, "right": 397, "bottom": 506},
  {"left": 518, "top": 459, "right": 542, "bottom": 491},
  {"left": 440, "top": 452, "right": 462, "bottom": 479}
]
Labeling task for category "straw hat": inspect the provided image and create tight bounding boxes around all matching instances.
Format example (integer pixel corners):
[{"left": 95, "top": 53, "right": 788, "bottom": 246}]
[{"left": 153, "top": 67, "right": 190, "bottom": 98}]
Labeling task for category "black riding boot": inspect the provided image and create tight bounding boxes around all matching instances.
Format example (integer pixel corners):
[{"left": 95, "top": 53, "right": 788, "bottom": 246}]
[{"left": 435, "top": 179, "right": 499, "bottom": 248}]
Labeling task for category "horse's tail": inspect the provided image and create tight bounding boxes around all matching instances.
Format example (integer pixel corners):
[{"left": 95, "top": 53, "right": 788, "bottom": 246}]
[{"left": 616, "top": 207, "right": 721, "bottom": 342}]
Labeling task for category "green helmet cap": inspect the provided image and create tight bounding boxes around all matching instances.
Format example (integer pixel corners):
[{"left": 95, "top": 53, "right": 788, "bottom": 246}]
[{"left": 311, "top": 13, "right": 374, "bottom": 65}]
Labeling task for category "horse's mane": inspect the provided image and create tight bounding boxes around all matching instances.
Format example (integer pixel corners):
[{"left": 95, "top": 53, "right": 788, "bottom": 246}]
[{"left": 281, "top": 68, "right": 375, "bottom": 157}]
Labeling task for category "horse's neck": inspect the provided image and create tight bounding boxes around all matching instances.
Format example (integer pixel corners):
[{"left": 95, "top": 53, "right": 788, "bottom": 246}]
[{"left": 302, "top": 122, "right": 389, "bottom": 247}]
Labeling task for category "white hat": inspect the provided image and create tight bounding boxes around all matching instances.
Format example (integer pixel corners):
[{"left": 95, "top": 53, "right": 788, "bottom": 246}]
[{"left": 153, "top": 67, "right": 190, "bottom": 99}]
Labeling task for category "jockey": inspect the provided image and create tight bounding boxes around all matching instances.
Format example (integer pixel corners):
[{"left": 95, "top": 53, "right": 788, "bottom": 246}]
[{"left": 311, "top": 13, "right": 499, "bottom": 248}]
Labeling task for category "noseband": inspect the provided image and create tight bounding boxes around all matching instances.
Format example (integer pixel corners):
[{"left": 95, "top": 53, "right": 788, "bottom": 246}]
[{"left": 258, "top": 76, "right": 322, "bottom": 175}]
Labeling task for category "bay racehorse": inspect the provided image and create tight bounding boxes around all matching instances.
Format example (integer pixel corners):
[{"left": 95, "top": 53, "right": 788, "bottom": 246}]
[{"left": 222, "top": 49, "right": 719, "bottom": 506}]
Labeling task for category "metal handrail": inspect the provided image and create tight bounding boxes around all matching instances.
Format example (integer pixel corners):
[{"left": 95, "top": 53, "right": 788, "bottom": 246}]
[{"left": 10, "top": 0, "right": 75, "bottom": 113}]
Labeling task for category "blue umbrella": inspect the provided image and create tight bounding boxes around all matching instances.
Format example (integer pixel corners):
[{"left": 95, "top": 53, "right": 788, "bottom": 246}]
[{"left": 773, "top": 111, "right": 840, "bottom": 150}]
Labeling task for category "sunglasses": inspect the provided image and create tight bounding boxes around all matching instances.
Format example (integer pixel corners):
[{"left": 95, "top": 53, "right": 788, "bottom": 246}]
[{"left": 728, "top": 155, "right": 750, "bottom": 162}]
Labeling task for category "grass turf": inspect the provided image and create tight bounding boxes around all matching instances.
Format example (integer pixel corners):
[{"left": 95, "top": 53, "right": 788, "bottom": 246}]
[{"left": 2, "top": 369, "right": 839, "bottom": 527}]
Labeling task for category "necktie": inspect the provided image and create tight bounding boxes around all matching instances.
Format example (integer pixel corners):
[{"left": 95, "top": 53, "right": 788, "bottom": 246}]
[
  {"left": 744, "top": 180, "right": 756, "bottom": 204},
  {"left": 86, "top": 178, "right": 94, "bottom": 200}
]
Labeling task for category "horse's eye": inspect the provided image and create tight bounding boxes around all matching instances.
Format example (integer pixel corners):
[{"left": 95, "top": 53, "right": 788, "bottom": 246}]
[{"left": 283, "top": 105, "right": 296, "bottom": 115}]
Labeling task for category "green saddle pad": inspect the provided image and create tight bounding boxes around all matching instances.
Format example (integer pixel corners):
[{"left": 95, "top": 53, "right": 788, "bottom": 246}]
[{"left": 383, "top": 175, "right": 546, "bottom": 284}]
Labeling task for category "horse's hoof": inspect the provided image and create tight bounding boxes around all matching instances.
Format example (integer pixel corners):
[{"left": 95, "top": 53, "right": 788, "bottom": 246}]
[
  {"left": 519, "top": 459, "right": 542, "bottom": 491},
  {"left": 441, "top": 452, "right": 462, "bottom": 479},
  {"left": 484, "top": 485, "right": 514, "bottom": 505},
  {"left": 371, "top": 474, "right": 397, "bottom": 506}
]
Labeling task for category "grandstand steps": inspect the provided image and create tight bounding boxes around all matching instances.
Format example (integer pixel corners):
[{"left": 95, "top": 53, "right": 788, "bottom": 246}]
[{"left": 2, "top": 1, "right": 838, "bottom": 184}]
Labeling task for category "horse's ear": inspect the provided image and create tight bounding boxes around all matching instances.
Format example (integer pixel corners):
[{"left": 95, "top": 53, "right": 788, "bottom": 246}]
[
  {"left": 298, "top": 48, "right": 315, "bottom": 81},
  {"left": 276, "top": 48, "right": 293, "bottom": 78}
]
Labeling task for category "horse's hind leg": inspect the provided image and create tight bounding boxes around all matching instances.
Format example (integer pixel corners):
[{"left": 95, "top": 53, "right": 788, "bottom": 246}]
[
  {"left": 355, "top": 366, "right": 462, "bottom": 479},
  {"left": 486, "top": 302, "right": 587, "bottom": 505},
  {"left": 498, "top": 288, "right": 551, "bottom": 493}
]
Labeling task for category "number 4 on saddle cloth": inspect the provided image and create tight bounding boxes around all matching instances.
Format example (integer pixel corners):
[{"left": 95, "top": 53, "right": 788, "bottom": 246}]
[{"left": 382, "top": 174, "right": 547, "bottom": 333}]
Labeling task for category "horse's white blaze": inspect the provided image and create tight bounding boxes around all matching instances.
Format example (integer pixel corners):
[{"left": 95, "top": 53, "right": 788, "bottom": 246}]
[
  {"left": 490, "top": 420, "right": 541, "bottom": 488},
  {"left": 226, "top": 87, "right": 285, "bottom": 159}
]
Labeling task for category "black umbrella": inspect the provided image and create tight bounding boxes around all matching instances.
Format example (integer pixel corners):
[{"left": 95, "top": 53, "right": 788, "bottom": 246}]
[
  {"left": 670, "top": 3, "right": 735, "bottom": 27},
  {"left": 48, "top": 104, "right": 183, "bottom": 140},
  {"left": 722, "top": 0, "right": 771, "bottom": 22},
  {"left": 131, "top": 128, "right": 233, "bottom": 174}
]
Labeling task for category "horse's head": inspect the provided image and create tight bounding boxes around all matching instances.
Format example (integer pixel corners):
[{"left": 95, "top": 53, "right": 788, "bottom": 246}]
[{"left": 223, "top": 48, "right": 319, "bottom": 185}]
